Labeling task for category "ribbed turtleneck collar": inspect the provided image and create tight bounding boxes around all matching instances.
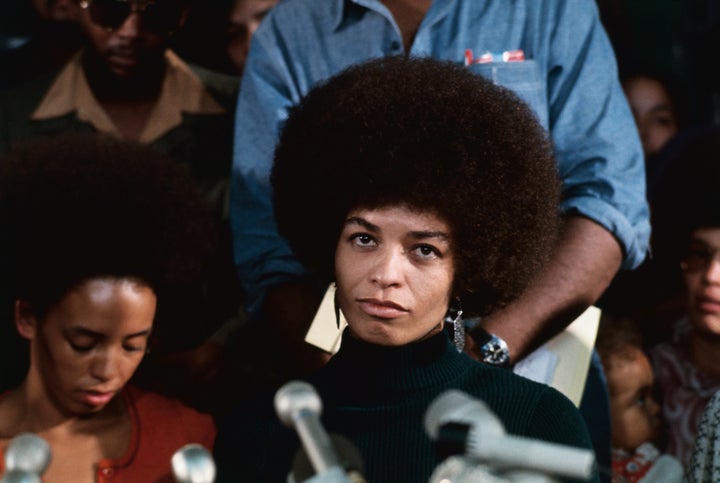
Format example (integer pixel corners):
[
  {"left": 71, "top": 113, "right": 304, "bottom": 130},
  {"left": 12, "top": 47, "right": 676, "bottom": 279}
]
[{"left": 308, "top": 328, "right": 470, "bottom": 405}]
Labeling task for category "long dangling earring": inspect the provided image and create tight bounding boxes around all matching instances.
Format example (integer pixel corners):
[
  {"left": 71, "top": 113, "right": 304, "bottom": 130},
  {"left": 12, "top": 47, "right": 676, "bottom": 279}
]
[{"left": 447, "top": 297, "right": 464, "bottom": 352}]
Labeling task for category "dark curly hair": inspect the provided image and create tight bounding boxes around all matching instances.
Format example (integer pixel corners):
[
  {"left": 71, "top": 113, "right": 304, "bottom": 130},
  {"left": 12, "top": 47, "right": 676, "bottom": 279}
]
[
  {"left": 0, "top": 132, "right": 216, "bottom": 319},
  {"left": 271, "top": 56, "right": 561, "bottom": 317},
  {"left": 595, "top": 313, "right": 643, "bottom": 367}
]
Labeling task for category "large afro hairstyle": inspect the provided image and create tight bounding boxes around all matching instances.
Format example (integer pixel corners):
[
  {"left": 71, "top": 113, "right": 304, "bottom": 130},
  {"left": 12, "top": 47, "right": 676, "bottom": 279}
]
[
  {"left": 271, "top": 56, "right": 561, "bottom": 317},
  {"left": 0, "top": 132, "right": 217, "bottom": 319}
]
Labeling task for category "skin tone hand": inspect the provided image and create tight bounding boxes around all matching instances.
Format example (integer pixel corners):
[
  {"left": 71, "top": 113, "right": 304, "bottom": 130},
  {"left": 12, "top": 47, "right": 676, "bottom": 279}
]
[{"left": 470, "top": 215, "right": 623, "bottom": 364}]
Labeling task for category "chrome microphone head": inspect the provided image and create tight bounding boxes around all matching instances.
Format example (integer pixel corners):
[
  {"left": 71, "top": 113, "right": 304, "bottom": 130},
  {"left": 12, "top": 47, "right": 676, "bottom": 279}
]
[
  {"left": 171, "top": 443, "right": 216, "bottom": 483},
  {"left": 4, "top": 433, "right": 51, "bottom": 476},
  {"left": 274, "top": 381, "right": 323, "bottom": 426},
  {"left": 424, "top": 390, "right": 505, "bottom": 440}
]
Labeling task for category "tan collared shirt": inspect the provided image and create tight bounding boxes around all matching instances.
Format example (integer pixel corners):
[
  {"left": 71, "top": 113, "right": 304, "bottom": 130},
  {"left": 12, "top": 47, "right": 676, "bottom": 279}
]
[{"left": 32, "top": 50, "right": 225, "bottom": 143}]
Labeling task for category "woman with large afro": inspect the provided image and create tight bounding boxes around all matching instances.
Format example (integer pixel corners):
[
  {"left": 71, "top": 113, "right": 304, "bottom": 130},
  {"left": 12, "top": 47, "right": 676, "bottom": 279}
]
[
  {"left": 214, "top": 56, "right": 599, "bottom": 482},
  {"left": 0, "top": 133, "right": 218, "bottom": 482}
]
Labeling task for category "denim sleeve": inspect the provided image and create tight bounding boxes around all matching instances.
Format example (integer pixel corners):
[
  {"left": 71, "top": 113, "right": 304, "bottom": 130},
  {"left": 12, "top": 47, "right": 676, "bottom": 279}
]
[
  {"left": 545, "top": 0, "right": 650, "bottom": 270},
  {"left": 229, "top": 25, "right": 309, "bottom": 320}
]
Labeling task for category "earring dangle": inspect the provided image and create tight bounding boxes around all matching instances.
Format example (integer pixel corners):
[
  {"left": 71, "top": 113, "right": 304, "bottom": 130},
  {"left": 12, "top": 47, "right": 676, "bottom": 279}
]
[{"left": 447, "top": 298, "right": 464, "bottom": 353}]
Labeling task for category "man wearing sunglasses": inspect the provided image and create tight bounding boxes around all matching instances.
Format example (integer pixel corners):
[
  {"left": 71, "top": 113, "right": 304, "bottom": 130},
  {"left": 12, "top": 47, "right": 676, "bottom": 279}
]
[{"left": 0, "top": 0, "right": 245, "bottom": 411}]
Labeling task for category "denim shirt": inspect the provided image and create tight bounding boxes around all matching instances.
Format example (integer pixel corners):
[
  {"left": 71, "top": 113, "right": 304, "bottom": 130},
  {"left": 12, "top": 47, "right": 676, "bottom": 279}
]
[{"left": 231, "top": 0, "right": 651, "bottom": 318}]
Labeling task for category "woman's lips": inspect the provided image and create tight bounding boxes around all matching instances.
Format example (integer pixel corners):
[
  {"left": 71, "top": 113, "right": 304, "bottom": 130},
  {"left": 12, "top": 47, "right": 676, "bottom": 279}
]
[
  {"left": 81, "top": 390, "right": 115, "bottom": 407},
  {"left": 357, "top": 299, "right": 408, "bottom": 319},
  {"left": 697, "top": 296, "right": 720, "bottom": 314}
]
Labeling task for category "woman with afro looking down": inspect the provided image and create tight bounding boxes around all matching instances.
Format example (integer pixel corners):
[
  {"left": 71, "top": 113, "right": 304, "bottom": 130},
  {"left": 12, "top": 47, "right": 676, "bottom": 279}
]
[{"left": 0, "top": 133, "right": 217, "bottom": 482}]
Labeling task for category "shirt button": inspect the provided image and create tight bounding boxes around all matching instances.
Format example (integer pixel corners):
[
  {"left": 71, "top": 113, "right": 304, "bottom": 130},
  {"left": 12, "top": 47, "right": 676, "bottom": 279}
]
[
  {"left": 391, "top": 41, "right": 401, "bottom": 51},
  {"left": 101, "top": 467, "right": 115, "bottom": 477}
]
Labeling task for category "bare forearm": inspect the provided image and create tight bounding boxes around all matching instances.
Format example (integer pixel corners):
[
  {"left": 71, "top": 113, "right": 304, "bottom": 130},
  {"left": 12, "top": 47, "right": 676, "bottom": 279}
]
[{"left": 479, "top": 216, "right": 622, "bottom": 363}]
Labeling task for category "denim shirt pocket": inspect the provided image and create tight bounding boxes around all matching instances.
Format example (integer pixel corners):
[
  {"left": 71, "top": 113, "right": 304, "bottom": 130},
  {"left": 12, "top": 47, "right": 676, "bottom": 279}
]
[{"left": 466, "top": 60, "right": 548, "bottom": 128}]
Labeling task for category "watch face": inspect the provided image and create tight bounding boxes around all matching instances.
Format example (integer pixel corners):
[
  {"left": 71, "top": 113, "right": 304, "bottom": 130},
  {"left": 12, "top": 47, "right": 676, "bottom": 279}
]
[{"left": 481, "top": 336, "right": 510, "bottom": 367}]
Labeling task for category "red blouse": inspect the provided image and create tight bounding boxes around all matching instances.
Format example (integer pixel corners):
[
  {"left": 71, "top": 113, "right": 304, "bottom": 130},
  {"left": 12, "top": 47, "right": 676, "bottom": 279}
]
[{"left": 0, "top": 385, "right": 217, "bottom": 482}]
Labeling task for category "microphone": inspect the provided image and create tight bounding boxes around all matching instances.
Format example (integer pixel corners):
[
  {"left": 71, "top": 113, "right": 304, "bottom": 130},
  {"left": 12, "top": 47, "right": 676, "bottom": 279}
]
[
  {"left": 424, "top": 390, "right": 595, "bottom": 480},
  {"left": 171, "top": 443, "right": 216, "bottom": 483},
  {"left": 429, "top": 455, "right": 516, "bottom": 483},
  {"left": 290, "top": 434, "right": 366, "bottom": 483},
  {"left": 429, "top": 455, "right": 563, "bottom": 483},
  {"left": 2, "top": 433, "right": 51, "bottom": 482},
  {"left": 274, "top": 381, "right": 353, "bottom": 483}
]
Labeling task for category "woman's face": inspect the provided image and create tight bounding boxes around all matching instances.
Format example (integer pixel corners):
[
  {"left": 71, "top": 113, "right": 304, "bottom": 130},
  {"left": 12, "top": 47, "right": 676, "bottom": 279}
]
[
  {"left": 623, "top": 76, "right": 678, "bottom": 158},
  {"left": 682, "top": 227, "right": 720, "bottom": 337},
  {"left": 334, "top": 205, "right": 454, "bottom": 346},
  {"left": 18, "top": 277, "right": 156, "bottom": 416}
]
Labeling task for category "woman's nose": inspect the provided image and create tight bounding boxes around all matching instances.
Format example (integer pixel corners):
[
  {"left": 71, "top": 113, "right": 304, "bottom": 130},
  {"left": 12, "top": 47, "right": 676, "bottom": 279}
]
[
  {"left": 90, "top": 348, "right": 119, "bottom": 381},
  {"left": 703, "top": 256, "right": 720, "bottom": 283},
  {"left": 370, "top": 248, "right": 404, "bottom": 288}
]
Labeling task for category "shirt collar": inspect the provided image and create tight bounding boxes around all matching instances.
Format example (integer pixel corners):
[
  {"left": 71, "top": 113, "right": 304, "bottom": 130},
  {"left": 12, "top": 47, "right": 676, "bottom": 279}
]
[
  {"left": 32, "top": 49, "right": 225, "bottom": 143},
  {"left": 332, "top": 0, "right": 385, "bottom": 32},
  {"left": 331, "top": 0, "right": 350, "bottom": 31},
  {"left": 331, "top": 0, "right": 453, "bottom": 33}
]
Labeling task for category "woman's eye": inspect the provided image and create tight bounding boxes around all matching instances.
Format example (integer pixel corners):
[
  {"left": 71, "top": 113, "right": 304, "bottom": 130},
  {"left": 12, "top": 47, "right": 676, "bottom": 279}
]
[
  {"left": 123, "top": 345, "right": 145, "bottom": 353},
  {"left": 413, "top": 244, "right": 440, "bottom": 259},
  {"left": 652, "top": 114, "right": 676, "bottom": 128},
  {"left": 350, "top": 233, "right": 376, "bottom": 247},
  {"left": 69, "top": 341, "right": 94, "bottom": 353}
]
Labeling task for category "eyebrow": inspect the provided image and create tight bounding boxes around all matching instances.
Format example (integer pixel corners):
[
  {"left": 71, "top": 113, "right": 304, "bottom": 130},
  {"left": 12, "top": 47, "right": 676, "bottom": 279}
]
[
  {"left": 345, "top": 216, "right": 379, "bottom": 232},
  {"left": 649, "top": 105, "right": 674, "bottom": 114},
  {"left": 688, "top": 237, "right": 718, "bottom": 248},
  {"left": 344, "top": 216, "right": 449, "bottom": 241}
]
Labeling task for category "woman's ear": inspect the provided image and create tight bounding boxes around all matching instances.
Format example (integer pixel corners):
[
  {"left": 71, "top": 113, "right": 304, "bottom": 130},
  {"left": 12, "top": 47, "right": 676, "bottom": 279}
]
[{"left": 14, "top": 300, "right": 38, "bottom": 340}]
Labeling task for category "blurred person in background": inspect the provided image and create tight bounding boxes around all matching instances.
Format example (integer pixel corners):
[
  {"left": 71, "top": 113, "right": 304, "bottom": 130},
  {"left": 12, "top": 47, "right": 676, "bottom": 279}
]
[
  {"left": 0, "top": 133, "right": 217, "bottom": 482},
  {"left": 0, "top": 0, "right": 83, "bottom": 89},
  {"left": 0, "top": 0, "right": 243, "bottom": 413}
]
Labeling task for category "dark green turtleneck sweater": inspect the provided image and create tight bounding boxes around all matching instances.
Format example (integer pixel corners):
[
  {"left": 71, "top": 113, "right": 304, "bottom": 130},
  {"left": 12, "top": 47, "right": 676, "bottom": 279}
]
[{"left": 215, "top": 328, "right": 599, "bottom": 482}]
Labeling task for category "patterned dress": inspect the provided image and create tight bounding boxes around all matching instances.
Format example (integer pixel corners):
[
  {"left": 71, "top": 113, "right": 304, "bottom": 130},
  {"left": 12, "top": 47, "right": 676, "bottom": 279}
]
[{"left": 685, "top": 389, "right": 720, "bottom": 482}]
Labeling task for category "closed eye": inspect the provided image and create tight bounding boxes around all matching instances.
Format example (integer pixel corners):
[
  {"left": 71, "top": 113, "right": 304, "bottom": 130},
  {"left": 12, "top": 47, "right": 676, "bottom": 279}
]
[
  {"left": 123, "top": 344, "right": 145, "bottom": 353},
  {"left": 69, "top": 341, "right": 95, "bottom": 353}
]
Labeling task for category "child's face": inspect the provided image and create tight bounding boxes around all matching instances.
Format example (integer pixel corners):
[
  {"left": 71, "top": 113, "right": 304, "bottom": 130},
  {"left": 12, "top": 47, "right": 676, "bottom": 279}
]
[{"left": 606, "top": 346, "right": 661, "bottom": 451}]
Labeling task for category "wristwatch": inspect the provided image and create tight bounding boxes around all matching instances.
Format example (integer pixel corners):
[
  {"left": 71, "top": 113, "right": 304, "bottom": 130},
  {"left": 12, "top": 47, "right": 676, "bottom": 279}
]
[{"left": 471, "top": 327, "right": 510, "bottom": 368}]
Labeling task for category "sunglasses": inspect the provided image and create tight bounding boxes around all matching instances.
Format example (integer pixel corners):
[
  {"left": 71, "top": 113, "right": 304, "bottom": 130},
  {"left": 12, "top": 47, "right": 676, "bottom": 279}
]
[{"left": 79, "top": 0, "right": 184, "bottom": 33}]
